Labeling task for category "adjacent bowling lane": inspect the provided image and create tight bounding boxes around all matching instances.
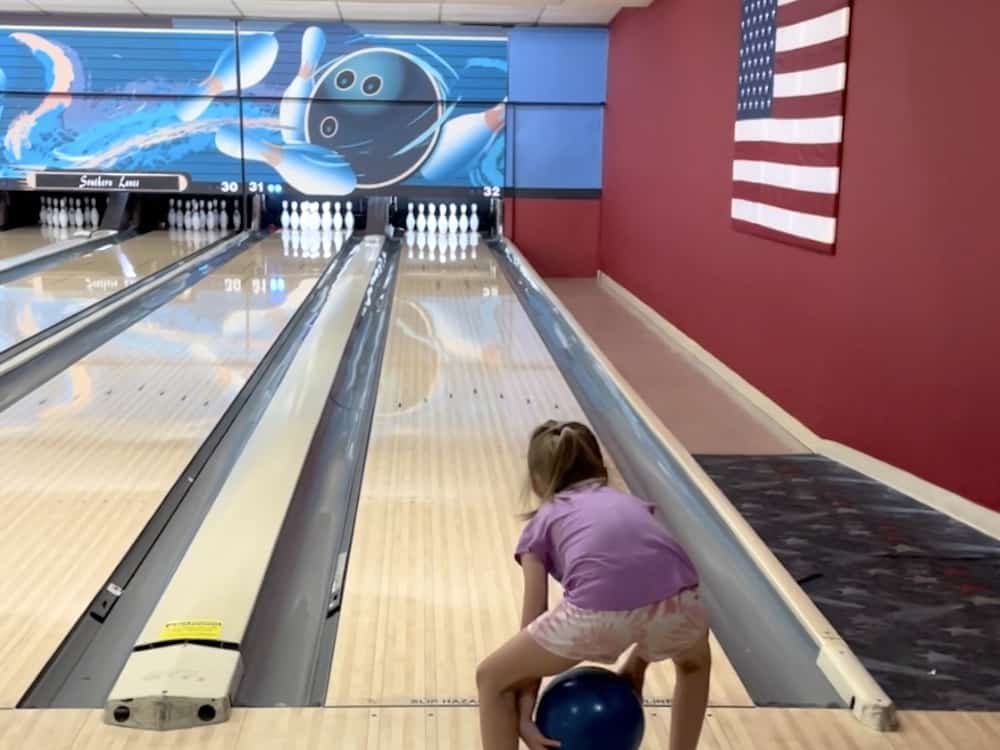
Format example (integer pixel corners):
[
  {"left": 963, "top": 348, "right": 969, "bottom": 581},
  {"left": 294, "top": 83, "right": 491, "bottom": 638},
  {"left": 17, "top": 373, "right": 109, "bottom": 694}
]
[
  {"left": 0, "top": 231, "right": 335, "bottom": 707},
  {"left": 0, "top": 230, "right": 222, "bottom": 355},
  {"left": 0, "top": 226, "right": 68, "bottom": 263}
]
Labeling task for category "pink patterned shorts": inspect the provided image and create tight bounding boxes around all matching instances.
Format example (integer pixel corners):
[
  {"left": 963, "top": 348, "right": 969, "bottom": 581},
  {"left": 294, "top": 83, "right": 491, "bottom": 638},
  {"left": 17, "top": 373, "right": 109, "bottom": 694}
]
[{"left": 527, "top": 589, "right": 708, "bottom": 664}]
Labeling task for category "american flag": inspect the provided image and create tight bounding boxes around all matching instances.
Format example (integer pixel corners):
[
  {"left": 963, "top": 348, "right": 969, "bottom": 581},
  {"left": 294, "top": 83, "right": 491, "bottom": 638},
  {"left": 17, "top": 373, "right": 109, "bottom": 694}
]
[{"left": 732, "top": 0, "right": 852, "bottom": 253}]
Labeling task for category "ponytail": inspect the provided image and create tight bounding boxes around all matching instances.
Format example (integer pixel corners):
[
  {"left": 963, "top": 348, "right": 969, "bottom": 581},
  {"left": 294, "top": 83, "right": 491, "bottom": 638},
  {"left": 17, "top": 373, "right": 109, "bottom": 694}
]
[{"left": 524, "top": 420, "right": 608, "bottom": 512}]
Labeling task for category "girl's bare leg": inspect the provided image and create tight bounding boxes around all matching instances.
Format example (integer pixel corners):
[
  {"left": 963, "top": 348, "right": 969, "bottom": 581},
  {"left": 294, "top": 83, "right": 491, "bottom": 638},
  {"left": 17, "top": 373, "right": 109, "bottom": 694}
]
[
  {"left": 669, "top": 635, "right": 711, "bottom": 750},
  {"left": 476, "top": 630, "right": 578, "bottom": 750},
  {"left": 618, "top": 646, "right": 649, "bottom": 696}
]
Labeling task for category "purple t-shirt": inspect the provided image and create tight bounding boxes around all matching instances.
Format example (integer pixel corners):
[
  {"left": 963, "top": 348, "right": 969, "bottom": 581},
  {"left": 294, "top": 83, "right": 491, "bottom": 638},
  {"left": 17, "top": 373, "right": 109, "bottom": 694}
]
[{"left": 515, "top": 484, "right": 698, "bottom": 611}]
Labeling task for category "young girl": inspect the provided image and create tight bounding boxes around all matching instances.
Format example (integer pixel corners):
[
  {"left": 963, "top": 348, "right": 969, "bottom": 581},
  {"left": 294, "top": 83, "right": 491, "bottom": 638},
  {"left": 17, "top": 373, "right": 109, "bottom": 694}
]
[{"left": 477, "top": 420, "right": 711, "bottom": 750}]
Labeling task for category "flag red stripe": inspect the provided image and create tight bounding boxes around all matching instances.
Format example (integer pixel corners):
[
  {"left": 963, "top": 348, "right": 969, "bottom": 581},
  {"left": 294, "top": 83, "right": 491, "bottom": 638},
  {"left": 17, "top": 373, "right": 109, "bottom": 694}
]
[
  {"left": 777, "top": 0, "right": 850, "bottom": 29},
  {"left": 775, "top": 36, "right": 848, "bottom": 74},
  {"left": 771, "top": 90, "right": 845, "bottom": 119},
  {"left": 732, "top": 181, "right": 839, "bottom": 217},
  {"left": 731, "top": 218, "right": 835, "bottom": 254},
  {"left": 733, "top": 140, "right": 841, "bottom": 167}
]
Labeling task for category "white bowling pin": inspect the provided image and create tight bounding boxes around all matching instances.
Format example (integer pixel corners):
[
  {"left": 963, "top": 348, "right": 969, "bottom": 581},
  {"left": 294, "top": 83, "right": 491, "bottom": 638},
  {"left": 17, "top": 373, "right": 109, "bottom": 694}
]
[
  {"left": 233, "top": 201, "right": 242, "bottom": 229},
  {"left": 290, "top": 201, "right": 300, "bottom": 230},
  {"left": 344, "top": 201, "right": 354, "bottom": 231},
  {"left": 438, "top": 203, "right": 448, "bottom": 233},
  {"left": 427, "top": 204, "right": 437, "bottom": 233},
  {"left": 406, "top": 202, "right": 416, "bottom": 231},
  {"left": 469, "top": 203, "right": 480, "bottom": 233},
  {"left": 280, "top": 200, "right": 290, "bottom": 229},
  {"left": 74, "top": 199, "right": 83, "bottom": 228},
  {"left": 59, "top": 198, "right": 68, "bottom": 228},
  {"left": 90, "top": 198, "right": 99, "bottom": 228},
  {"left": 320, "top": 201, "right": 332, "bottom": 231},
  {"left": 280, "top": 27, "right": 326, "bottom": 144},
  {"left": 416, "top": 203, "right": 427, "bottom": 232},
  {"left": 448, "top": 203, "right": 458, "bottom": 233},
  {"left": 333, "top": 201, "right": 343, "bottom": 230},
  {"left": 459, "top": 204, "right": 469, "bottom": 232}
]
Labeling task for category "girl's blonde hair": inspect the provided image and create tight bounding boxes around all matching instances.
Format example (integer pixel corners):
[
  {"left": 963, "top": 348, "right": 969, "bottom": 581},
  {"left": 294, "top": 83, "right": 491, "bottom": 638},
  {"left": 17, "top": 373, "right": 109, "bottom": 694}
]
[{"left": 522, "top": 420, "right": 608, "bottom": 515}]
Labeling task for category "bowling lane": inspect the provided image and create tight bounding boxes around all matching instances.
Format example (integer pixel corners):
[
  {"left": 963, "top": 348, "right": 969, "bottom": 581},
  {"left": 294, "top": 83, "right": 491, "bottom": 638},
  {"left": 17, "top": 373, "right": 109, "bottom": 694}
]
[
  {"left": 0, "top": 232, "right": 332, "bottom": 707},
  {"left": 0, "top": 226, "right": 65, "bottom": 263},
  {"left": 326, "top": 244, "right": 753, "bottom": 711},
  {"left": 0, "top": 230, "right": 221, "bottom": 355}
]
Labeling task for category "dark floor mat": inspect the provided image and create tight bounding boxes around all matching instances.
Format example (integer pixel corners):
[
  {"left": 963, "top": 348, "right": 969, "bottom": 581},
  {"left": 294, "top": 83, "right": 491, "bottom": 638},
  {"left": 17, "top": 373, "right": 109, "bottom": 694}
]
[{"left": 695, "top": 454, "right": 1000, "bottom": 711}]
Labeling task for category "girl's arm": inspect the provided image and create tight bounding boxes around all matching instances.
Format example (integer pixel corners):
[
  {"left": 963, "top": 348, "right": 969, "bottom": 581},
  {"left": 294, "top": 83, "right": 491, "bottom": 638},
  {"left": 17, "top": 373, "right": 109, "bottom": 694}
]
[{"left": 517, "top": 553, "right": 549, "bottom": 719}]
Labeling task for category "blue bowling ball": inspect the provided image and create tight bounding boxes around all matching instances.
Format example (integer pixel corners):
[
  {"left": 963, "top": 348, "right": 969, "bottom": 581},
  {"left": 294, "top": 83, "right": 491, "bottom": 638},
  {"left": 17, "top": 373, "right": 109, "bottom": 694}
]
[{"left": 536, "top": 667, "right": 644, "bottom": 750}]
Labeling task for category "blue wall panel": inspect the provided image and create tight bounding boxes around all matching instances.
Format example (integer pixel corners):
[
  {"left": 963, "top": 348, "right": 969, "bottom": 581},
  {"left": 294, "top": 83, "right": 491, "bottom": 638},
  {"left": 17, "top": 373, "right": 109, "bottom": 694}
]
[
  {"left": 510, "top": 105, "right": 603, "bottom": 190},
  {"left": 509, "top": 28, "right": 608, "bottom": 104}
]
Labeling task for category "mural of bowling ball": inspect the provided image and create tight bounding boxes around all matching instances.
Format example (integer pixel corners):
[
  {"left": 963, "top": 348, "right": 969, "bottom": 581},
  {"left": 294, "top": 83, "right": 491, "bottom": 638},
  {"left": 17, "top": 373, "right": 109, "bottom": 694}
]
[{"left": 305, "top": 48, "right": 443, "bottom": 189}]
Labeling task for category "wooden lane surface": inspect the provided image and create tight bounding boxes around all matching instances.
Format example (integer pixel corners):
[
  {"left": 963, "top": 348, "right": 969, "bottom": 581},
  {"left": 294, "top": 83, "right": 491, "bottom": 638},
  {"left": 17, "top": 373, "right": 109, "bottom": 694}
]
[
  {"left": 0, "top": 235, "right": 329, "bottom": 707},
  {"left": 0, "top": 231, "right": 217, "bottom": 353},
  {"left": 0, "top": 227, "right": 57, "bottom": 263},
  {"left": 325, "top": 249, "right": 753, "bottom": 710},
  {"left": 2, "top": 707, "right": 998, "bottom": 749}
]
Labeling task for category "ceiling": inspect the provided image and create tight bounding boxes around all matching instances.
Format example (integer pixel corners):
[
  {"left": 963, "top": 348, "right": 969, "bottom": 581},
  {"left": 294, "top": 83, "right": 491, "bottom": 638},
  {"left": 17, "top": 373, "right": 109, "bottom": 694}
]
[{"left": 0, "top": 0, "right": 651, "bottom": 26}]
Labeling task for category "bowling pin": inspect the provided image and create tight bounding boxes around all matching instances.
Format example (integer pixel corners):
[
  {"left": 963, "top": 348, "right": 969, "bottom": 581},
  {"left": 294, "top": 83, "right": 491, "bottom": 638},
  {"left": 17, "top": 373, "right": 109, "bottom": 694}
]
[
  {"left": 280, "top": 27, "right": 326, "bottom": 144},
  {"left": 216, "top": 126, "right": 357, "bottom": 196},
  {"left": 406, "top": 202, "right": 416, "bottom": 231},
  {"left": 448, "top": 203, "right": 458, "bottom": 233},
  {"left": 345, "top": 201, "right": 354, "bottom": 231},
  {"left": 416, "top": 203, "right": 427, "bottom": 232},
  {"left": 438, "top": 203, "right": 448, "bottom": 233},
  {"left": 320, "top": 201, "right": 332, "bottom": 231},
  {"left": 59, "top": 198, "right": 68, "bottom": 228},
  {"left": 459, "top": 204, "right": 469, "bottom": 233},
  {"left": 280, "top": 200, "right": 290, "bottom": 229},
  {"left": 74, "top": 199, "right": 83, "bottom": 228},
  {"left": 427, "top": 204, "right": 437, "bottom": 233},
  {"left": 178, "top": 34, "right": 278, "bottom": 122},
  {"left": 420, "top": 103, "right": 506, "bottom": 182},
  {"left": 290, "top": 201, "right": 300, "bottom": 230},
  {"left": 233, "top": 201, "right": 242, "bottom": 230},
  {"left": 469, "top": 203, "right": 480, "bottom": 233},
  {"left": 333, "top": 201, "right": 343, "bottom": 230},
  {"left": 90, "top": 198, "right": 100, "bottom": 228}
]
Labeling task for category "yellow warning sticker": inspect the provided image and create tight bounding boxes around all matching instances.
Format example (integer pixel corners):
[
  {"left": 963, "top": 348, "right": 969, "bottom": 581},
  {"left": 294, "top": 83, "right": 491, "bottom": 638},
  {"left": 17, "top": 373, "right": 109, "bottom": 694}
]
[{"left": 158, "top": 620, "right": 223, "bottom": 641}]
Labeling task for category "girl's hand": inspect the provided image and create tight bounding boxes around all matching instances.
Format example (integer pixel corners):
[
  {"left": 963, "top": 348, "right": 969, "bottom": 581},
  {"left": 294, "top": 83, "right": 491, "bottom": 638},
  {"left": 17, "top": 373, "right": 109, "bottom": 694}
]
[{"left": 518, "top": 717, "right": 561, "bottom": 749}]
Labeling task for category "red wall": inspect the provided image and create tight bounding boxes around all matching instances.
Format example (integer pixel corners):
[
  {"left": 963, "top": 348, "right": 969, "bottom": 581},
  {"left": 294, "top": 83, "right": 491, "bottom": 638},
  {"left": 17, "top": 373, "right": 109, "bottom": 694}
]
[
  {"left": 602, "top": 0, "right": 1000, "bottom": 509},
  {"left": 507, "top": 197, "right": 601, "bottom": 277}
]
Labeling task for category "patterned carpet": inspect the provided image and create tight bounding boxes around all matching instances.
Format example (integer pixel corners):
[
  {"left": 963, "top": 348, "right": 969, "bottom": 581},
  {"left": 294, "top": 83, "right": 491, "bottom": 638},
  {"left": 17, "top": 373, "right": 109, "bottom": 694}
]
[{"left": 695, "top": 454, "right": 1000, "bottom": 711}]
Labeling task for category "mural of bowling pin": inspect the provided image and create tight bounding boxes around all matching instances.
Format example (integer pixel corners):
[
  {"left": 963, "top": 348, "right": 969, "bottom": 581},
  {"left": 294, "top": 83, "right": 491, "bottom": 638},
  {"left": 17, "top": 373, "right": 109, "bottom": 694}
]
[
  {"left": 178, "top": 34, "right": 278, "bottom": 122},
  {"left": 216, "top": 125, "right": 357, "bottom": 196},
  {"left": 419, "top": 103, "right": 506, "bottom": 182},
  {"left": 280, "top": 27, "right": 326, "bottom": 144}
]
